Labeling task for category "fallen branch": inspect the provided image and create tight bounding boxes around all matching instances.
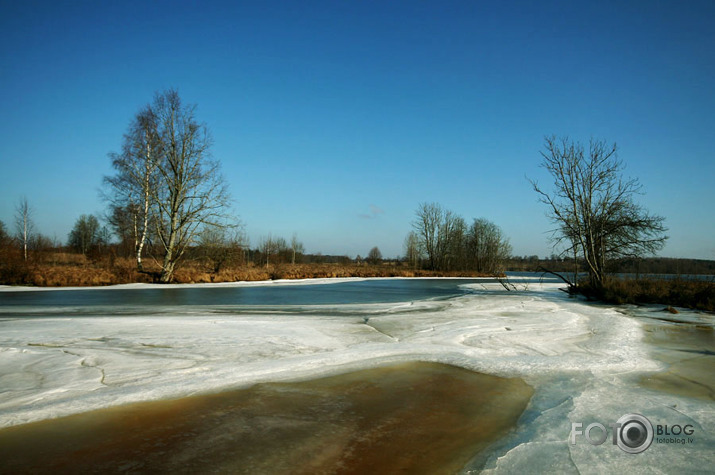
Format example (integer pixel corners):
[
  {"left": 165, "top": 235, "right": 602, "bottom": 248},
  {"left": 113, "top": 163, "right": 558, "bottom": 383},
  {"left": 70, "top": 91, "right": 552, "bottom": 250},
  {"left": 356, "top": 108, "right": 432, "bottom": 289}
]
[
  {"left": 494, "top": 273, "right": 518, "bottom": 291},
  {"left": 537, "top": 266, "right": 576, "bottom": 292}
]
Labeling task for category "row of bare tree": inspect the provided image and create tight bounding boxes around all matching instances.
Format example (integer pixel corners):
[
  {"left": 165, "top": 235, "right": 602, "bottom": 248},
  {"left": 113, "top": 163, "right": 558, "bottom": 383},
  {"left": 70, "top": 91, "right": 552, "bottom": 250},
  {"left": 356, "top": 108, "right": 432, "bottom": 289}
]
[
  {"left": 257, "top": 234, "right": 305, "bottom": 267},
  {"left": 406, "top": 203, "right": 512, "bottom": 273}
]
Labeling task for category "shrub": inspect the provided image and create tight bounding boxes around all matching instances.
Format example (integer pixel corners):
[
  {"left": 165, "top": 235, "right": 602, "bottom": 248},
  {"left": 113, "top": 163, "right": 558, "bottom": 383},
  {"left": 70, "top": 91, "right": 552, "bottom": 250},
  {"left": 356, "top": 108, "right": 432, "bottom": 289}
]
[{"left": 577, "top": 277, "right": 714, "bottom": 312}]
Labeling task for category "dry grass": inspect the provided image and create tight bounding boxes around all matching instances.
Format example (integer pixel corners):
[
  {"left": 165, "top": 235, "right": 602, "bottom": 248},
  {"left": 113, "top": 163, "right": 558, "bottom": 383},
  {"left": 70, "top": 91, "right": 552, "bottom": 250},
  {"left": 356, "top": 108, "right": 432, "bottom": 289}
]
[
  {"left": 172, "top": 263, "right": 491, "bottom": 284},
  {"left": 22, "top": 258, "right": 155, "bottom": 287},
  {"left": 1, "top": 254, "right": 493, "bottom": 287},
  {"left": 577, "top": 277, "right": 715, "bottom": 313}
]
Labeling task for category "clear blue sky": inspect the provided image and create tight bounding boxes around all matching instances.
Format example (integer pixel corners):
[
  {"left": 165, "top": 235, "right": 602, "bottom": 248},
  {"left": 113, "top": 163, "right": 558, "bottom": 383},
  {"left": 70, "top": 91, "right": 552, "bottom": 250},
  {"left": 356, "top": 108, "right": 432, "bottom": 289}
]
[{"left": 1, "top": 0, "right": 714, "bottom": 259}]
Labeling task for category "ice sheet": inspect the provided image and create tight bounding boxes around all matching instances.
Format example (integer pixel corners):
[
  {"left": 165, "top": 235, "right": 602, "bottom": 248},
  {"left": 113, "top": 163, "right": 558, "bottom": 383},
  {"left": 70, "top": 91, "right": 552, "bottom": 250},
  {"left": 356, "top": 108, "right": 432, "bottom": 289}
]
[{"left": 0, "top": 279, "right": 712, "bottom": 472}]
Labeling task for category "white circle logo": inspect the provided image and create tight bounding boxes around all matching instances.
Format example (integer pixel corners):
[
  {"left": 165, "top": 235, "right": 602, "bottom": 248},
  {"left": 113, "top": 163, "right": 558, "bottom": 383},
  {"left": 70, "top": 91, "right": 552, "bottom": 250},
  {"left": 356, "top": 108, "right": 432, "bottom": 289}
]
[{"left": 616, "top": 413, "right": 653, "bottom": 454}]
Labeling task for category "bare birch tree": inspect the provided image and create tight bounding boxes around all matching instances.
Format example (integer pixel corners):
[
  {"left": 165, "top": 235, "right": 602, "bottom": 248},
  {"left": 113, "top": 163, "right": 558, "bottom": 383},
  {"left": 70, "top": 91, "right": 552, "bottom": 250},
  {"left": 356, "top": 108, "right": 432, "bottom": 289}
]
[
  {"left": 290, "top": 233, "right": 304, "bottom": 265},
  {"left": 403, "top": 231, "right": 421, "bottom": 268},
  {"left": 14, "top": 197, "right": 33, "bottom": 261},
  {"left": 530, "top": 136, "right": 667, "bottom": 287},
  {"left": 259, "top": 236, "right": 274, "bottom": 268},
  {"left": 104, "top": 106, "right": 159, "bottom": 270},
  {"left": 151, "top": 90, "right": 231, "bottom": 282},
  {"left": 259, "top": 234, "right": 288, "bottom": 267},
  {"left": 105, "top": 89, "right": 232, "bottom": 282}
]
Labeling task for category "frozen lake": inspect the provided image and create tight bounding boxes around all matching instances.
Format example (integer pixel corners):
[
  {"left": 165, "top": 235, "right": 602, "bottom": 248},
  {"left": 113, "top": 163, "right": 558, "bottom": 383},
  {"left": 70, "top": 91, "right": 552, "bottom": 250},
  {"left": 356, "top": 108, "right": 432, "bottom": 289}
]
[{"left": 0, "top": 276, "right": 713, "bottom": 472}]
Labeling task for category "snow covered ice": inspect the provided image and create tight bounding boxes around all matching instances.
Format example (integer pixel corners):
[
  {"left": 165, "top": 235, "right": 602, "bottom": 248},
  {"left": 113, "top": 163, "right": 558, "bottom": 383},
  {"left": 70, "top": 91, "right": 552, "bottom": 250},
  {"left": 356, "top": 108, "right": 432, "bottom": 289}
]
[{"left": 0, "top": 277, "right": 712, "bottom": 472}]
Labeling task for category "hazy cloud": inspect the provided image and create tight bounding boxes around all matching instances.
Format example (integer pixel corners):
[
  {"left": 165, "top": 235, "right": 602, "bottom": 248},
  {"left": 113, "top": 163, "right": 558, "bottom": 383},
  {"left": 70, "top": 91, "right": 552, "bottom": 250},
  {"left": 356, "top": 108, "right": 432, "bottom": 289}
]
[{"left": 359, "top": 204, "right": 385, "bottom": 219}]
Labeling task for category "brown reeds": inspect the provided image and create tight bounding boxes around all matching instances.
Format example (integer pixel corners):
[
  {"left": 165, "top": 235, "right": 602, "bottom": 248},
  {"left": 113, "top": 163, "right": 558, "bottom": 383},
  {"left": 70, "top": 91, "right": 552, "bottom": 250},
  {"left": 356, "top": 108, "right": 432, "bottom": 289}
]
[
  {"left": 1, "top": 254, "right": 493, "bottom": 288},
  {"left": 577, "top": 277, "right": 715, "bottom": 313}
]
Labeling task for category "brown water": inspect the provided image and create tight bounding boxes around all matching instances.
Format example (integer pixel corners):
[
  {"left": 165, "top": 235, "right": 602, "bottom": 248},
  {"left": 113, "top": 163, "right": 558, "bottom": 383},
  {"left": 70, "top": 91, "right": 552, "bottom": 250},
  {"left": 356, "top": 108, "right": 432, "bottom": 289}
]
[
  {"left": 0, "top": 362, "right": 533, "bottom": 474},
  {"left": 640, "top": 319, "right": 715, "bottom": 401}
]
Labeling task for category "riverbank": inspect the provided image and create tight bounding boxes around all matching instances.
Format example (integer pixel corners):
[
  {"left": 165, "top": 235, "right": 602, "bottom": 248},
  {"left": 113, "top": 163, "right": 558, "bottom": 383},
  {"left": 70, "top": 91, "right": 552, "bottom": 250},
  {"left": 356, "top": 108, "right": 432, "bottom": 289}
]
[
  {"left": 0, "top": 362, "right": 533, "bottom": 474},
  {"left": 0, "top": 256, "right": 492, "bottom": 287}
]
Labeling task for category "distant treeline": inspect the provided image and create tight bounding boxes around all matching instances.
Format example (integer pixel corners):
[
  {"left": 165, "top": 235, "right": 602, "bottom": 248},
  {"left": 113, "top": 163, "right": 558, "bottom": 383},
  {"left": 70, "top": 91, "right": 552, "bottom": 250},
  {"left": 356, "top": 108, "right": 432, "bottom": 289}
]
[
  {"left": 506, "top": 255, "right": 715, "bottom": 277},
  {"left": 2, "top": 209, "right": 714, "bottom": 287}
]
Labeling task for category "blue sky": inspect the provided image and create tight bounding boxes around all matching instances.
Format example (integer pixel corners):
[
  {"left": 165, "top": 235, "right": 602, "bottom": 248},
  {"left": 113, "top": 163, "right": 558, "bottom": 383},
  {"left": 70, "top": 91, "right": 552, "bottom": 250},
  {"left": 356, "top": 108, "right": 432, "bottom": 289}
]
[{"left": 1, "top": 0, "right": 714, "bottom": 259}]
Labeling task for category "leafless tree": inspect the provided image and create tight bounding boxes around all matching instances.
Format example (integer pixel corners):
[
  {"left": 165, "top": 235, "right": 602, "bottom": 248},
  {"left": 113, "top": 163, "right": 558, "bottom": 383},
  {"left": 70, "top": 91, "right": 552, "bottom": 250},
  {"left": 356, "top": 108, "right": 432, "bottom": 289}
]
[
  {"left": 0, "top": 221, "right": 11, "bottom": 261},
  {"left": 290, "top": 233, "right": 304, "bottom": 265},
  {"left": 198, "top": 224, "right": 247, "bottom": 273},
  {"left": 0, "top": 220, "right": 8, "bottom": 245},
  {"left": 152, "top": 90, "right": 231, "bottom": 282},
  {"left": 403, "top": 231, "right": 421, "bottom": 268},
  {"left": 466, "top": 218, "right": 512, "bottom": 274},
  {"left": 445, "top": 215, "right": 467, "bottom": 271},
  {"left": 259, "top": 234, "right": 288, "bottom": 267},
  {"left": 106, "top": 89, "right": 232, "bottom": 282},
  {"left": 104, "top": 106, "right": 159, "bottom": 270},
  {"left": 412, "top": 203, "right": 468, "bottom": 271},
  {"left": 530, "top": 136, "right": 667, "bottom": 287},
  {"left": 413, "top": 202, "right": 443, "bottom": 270},
  {"left": 106, "top": 204, "right": 141, "bottom": 257},
  {"left": 14, "top": 197, "right": 34, "bottom": 261},
  {"left": 412, "top": 203, "right": 511, "bottom": 272},
  {"left": 367, "top": 246, "right": 382, "bottom": 265},
  {"left": 68, "top": 214, "right": 102, "bottom": 256}
]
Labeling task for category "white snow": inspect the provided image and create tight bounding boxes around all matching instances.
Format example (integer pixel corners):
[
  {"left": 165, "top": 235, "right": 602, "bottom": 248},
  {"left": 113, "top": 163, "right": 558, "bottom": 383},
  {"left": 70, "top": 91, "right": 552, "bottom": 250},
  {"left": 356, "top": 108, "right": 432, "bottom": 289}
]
[{"left": 0, "top": 278, "right": 712, "bottom": 472}]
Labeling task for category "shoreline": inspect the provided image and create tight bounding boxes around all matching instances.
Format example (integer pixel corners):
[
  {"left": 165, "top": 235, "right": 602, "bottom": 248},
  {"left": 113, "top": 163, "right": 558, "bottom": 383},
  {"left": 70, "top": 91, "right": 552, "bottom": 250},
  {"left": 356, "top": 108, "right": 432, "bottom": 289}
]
[
  {"left": 0, "top": 258, "right": 499, "bottom": 288},
  {"left": 0, "top": 361, "right": 534, "bottom": 474},
  {"left": 0, "top": 274, "right": 504, "bottom": 293}
]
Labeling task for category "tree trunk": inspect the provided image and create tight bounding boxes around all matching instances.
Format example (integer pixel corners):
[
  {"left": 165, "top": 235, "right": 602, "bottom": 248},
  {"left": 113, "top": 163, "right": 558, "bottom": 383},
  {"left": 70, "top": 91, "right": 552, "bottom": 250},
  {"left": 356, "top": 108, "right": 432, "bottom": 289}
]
[
  {"left": 160, "top": 259, "right": 175, "bottom": 283},
  {"left": 160, "top": 217, "right": 178, "bottom": 282},
  {"left": 160, "top": 242, "right": 175, "bottom": 282},
  {"left": 136, "top": 133, "right": 154, "bottom": 271},
  {"left": 22, "top": 226, "right": 27, "bottom": 261},
  {"left": 135, "top": 193, "right": 149, "bottom": 271},
  {"left": 132, "top": 209, "right": 141, "bottom": 270}
]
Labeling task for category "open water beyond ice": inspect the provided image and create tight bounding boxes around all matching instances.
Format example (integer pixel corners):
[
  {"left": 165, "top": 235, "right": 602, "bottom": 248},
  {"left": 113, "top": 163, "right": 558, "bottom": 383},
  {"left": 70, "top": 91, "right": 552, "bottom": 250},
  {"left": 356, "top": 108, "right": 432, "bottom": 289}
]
[{"left": 0, "top": 276, "right": 712, "bottom": 473}]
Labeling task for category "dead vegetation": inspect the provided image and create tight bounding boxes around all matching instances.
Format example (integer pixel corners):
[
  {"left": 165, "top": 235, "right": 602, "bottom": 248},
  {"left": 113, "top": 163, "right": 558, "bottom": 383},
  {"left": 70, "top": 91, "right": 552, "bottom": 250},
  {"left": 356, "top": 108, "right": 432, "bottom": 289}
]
[
  {"left": 1, "top": 251, "right": 493, "bottom": 287},
  {"left": 576, "top": 277, "right": 715, "bottom": 313}
]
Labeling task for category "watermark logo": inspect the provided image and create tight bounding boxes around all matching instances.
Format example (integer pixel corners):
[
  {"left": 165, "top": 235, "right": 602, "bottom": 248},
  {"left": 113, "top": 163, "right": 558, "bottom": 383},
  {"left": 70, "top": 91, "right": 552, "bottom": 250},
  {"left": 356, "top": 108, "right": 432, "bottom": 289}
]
[
  {"left": 570, "top": 413, "right": 653, "bottom": 454},
  {"left": 570, "top": 413, "right": 694, "bottom": 454},
  {"left": 614, "top": 413, "right": 653, "bottom": 454}
]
